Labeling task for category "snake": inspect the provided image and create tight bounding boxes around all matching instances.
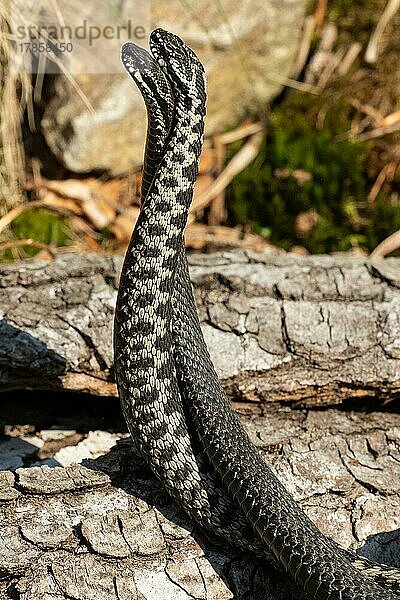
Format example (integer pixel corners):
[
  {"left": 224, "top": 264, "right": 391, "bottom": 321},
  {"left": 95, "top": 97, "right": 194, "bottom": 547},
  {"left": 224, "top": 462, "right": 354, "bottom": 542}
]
[{"left": 114, "top": 28, "right": 400, "bottom": 599}]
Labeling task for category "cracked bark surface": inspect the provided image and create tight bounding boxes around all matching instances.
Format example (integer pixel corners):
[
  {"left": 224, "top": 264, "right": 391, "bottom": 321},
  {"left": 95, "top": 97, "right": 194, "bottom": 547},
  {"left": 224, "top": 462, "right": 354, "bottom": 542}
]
[
  {"left": 0, "top": 250, "right": 399, "bottom": 597},
  {"left": 1, "top": 403, "right": 399, "bottom": 600},
  {"left": 0, "top": 251, "right": 399, "bottom": 407}
]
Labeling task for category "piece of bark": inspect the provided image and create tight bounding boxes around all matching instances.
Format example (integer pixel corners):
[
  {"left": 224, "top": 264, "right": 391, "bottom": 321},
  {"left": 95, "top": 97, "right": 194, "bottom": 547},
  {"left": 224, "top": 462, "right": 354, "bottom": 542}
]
[
  {"left": 0, "top": 404, "right": 399, "bottom": 600},
  {"left": 0, "top": 251, "right": 399, "bottom": 409}
]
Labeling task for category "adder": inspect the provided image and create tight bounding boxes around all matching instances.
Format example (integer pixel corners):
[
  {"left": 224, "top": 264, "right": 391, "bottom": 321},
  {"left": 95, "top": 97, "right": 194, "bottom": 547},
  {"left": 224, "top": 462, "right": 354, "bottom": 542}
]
[{"left": 114, "top": 28, "right": 400, "bottom": 599}]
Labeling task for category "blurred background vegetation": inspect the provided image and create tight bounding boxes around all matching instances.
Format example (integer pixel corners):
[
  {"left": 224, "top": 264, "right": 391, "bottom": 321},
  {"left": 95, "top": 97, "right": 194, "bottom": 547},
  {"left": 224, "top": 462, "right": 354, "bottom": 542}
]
[
  {"left": 1, "top": 0, "right": 400, "bottom": 260},
  {"left": 228, "top": 1, "right": 400, "bottom": 254}
]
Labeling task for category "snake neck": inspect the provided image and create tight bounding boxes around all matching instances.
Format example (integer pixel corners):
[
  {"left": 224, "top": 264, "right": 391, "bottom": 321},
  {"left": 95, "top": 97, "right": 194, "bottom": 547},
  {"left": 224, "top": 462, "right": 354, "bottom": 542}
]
[{"left": 114, "top": 34, "right": 209, "bottom": 522}]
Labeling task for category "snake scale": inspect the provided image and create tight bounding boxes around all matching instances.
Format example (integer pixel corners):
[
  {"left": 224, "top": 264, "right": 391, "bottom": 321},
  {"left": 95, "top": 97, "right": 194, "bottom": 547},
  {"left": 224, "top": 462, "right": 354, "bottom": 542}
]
[{"left": 114, "top": 29, "right": 400, "bottom": 599}]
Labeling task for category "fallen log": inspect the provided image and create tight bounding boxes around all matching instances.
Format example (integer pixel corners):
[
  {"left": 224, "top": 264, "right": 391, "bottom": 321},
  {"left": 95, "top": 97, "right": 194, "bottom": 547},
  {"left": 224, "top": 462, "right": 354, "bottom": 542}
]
[
  {"left": 0, "top": 251, "right": 399, "bottom": 409},
  {"left": 0, "top": 251, "right": 399, "bottom": 597},
  {"left": 1, "top": 405, "right": 399, "bottom": 599}
]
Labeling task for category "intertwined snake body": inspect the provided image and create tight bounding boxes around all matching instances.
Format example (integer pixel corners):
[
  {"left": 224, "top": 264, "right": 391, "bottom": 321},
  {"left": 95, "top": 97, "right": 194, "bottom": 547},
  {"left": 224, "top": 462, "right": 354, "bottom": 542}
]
[{"left": 114, "top": 29, "right": 400, "bottom": 599}]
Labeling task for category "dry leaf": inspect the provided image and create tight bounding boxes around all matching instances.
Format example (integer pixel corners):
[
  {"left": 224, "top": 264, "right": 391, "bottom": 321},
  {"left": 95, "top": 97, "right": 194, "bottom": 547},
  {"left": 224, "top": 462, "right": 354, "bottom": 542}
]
[
  {"left": 290, "top": 245, "right": 310, "bottom": 256},
  {"left": 109, "top": 207, "right": 140, "bottom": 242},
  {"left": 38, "top": 190, "right": 83, "bottom": 215},
  {"left": 295, "top": 210, "right": 320, "bottom": 235},
  {"left": 81, "top": 194, "right": 115, "bottom": 229},
  {"left": 185, "top": 223, "right": 280, "bottom": 253},
  {"left": 44, "top": 179, "right": 93, "bottom": 202}
]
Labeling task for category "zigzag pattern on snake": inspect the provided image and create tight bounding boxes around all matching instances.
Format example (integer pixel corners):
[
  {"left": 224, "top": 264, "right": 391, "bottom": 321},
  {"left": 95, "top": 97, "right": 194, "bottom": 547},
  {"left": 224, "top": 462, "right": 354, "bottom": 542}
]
[{"left": 114, "top": 28, "right": 400, "bottom": 599}]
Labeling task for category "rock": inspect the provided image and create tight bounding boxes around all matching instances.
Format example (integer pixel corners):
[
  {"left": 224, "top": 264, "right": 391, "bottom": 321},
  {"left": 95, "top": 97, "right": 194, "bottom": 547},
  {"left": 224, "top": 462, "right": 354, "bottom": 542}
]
[
  {"left": 41, "top": 0, "right": 307, "bottom": 174},
  {"left": 42, "top": 74, "right": 144, "bottom": 175},
  {"left": 54, "top": 431, "right": 126, "bottom": 466}
]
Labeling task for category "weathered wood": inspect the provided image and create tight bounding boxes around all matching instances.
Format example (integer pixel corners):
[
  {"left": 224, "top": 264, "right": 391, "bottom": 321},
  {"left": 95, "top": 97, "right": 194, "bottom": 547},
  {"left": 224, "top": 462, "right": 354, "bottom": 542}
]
[
  {"left": 0, "top": 251, "right": 399, "bottom": 408},
  {"left": 0, "top": 405, "right": 399, "bottom": 600},
  {"left": 0, "top": 251, "right": 399, "bottom": 596}
]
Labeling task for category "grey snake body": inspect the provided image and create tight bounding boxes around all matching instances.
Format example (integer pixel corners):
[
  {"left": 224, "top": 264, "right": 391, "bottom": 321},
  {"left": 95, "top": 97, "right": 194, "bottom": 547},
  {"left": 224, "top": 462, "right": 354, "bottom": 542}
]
[{"left": 114, "top": 29, "right": 400, "bottom": 599}]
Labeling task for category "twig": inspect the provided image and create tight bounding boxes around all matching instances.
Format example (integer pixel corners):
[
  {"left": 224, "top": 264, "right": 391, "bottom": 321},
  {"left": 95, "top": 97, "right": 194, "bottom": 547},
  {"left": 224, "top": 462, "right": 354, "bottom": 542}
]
[
  {"left": 267, "top": 73, "right": 320, "bottom": 95},
  {"left": 218, "top": 122, "right": 263, "bottom": 145},
  {"left": 349, "top": 98, "right": 383, "bottom": 123},
  {"left": 365, "top": 0, "right": 400, "bottom": 63},
  {"left": 208, "top": 135, "right": 227, "bottom": 226},
  {"left": 380, "top": 109, "right": 400, "bottom": 127},
  {"left": 335, "top": 100, "right": 381, "bottom": 141},
  {"left": 355, "top": 121, "right": 400, "bottom": 142},
  {"left": 191, "top": 132, "right": 264, "bottom": 213},
  {"left": 336, "top": 115, "right": 400, "bottom": 142},
  {"left": 368, "top": 162, "right": 398, "bottom": 203},
  {"left": 318, "top": 22, "right": 338, "bottom": 52},
  {"left": 291, "top": 15, "right": 315, "bottom": 80},
  {"left": 317, "top": 47, "right": 346, "bottom": 89},
  {"left": 304, "top": 22, "right": 337, "bottom": 85},
  {"left": 0, "top": 200, "right": 45, "bottom": 235},
  {"left": 0, "top": 238, "right": 56, "bottom": 254},
  {"left": 0, "top": 198, "right": 82, "bottom": 235},
  {"left": 337, "top": 42, "right": 362, "bottom": 76},
  {"left": 314, "top": 0, "right": 328, "bottom": 34},
  {"left": 370, "top": 229, "right": 400, "bottom": 258}
]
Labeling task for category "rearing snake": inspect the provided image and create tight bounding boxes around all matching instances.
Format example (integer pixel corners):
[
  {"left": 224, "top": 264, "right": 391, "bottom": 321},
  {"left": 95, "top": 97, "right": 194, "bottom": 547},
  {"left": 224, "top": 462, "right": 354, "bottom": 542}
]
[{"left": 114, "top": 29, "right": 400, "bottom": 599}]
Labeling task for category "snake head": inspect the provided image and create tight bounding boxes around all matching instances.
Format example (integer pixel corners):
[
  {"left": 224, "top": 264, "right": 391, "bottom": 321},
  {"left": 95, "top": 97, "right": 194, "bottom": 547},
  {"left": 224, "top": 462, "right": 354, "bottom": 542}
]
[
  {"left": 121, "top": 41, "right": 173, "bottom": 111},
  {"left": 149, "top": 28, "right": 206, "bottom": 113},
  {"left": 121, "top": 42, "right": 153, "bottom": 77}
]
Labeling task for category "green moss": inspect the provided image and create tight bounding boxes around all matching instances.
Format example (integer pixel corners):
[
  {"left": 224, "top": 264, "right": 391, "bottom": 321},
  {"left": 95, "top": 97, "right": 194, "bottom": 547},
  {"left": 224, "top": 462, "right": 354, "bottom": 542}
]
[
  {"left": 227, "top": 94, "right": 400, "bottom": 254},
  {"left": 1, "top": 208, "right": 74, "bottom": 260}
]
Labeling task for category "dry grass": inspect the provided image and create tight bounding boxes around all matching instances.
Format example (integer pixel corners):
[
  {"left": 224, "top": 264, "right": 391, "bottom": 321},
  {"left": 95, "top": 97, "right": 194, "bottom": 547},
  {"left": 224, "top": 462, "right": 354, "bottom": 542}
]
[
  {"left": 0, "top": 1, "right": 93, "bottom": 223},
  {"left": 0, "top": 5, "right": 33, "bottom": 215}
]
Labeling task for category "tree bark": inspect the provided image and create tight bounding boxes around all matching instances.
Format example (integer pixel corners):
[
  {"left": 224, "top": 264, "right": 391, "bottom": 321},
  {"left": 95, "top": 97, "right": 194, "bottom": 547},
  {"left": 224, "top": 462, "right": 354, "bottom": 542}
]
[
  {"left": 0, "top": 251, "right": 399, "bottom": 408},
  {"left": 0, "top": 251, "right": 399, "bottom": 598},
  {"left": 1, "top": 406, "right": 399, "bottom": 600}
]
